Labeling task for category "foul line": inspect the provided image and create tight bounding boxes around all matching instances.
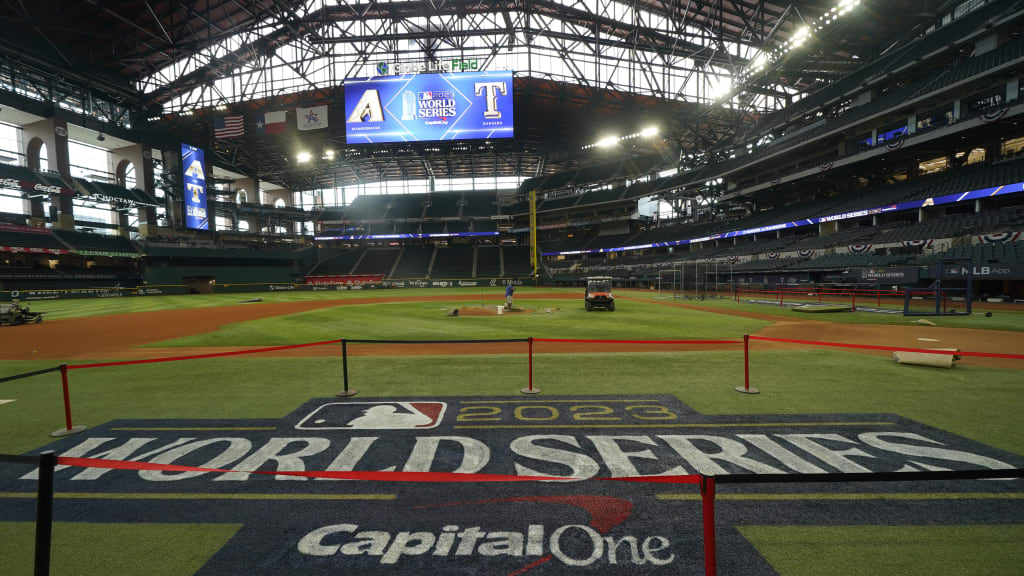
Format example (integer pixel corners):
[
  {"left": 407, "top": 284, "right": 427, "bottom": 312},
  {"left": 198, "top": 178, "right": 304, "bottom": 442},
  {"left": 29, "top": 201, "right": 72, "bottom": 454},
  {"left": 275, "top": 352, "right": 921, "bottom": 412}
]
[
  {"left": 455, "top": 422, "right": 897, "bottom": 429},
  {"left": 656, "top": 492, "right": 1024, "bottom": 501},
  {"left": 0, "top": 492, "right": 396, "bottom": 501},
  {"left": 109, "top": 427, "right": 277, "bottom": 431}
]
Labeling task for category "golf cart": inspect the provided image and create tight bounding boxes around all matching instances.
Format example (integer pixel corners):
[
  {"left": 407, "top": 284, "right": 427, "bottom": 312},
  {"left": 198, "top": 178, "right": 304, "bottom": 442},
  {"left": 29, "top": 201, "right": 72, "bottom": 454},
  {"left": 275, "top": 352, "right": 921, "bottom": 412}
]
[
  {"left": 0, "top": 300, "right": 44, "bottom": 326},
  {"left": 584, "top": 276, "right": 615, "bottom": 311}
]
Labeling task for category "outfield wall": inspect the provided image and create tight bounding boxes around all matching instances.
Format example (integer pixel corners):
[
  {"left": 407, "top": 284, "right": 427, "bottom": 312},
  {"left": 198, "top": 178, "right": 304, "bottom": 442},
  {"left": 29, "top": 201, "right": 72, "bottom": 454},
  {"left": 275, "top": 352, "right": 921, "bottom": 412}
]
[{"left": 0, "top": 277, "right": 534, "bottom": 300}]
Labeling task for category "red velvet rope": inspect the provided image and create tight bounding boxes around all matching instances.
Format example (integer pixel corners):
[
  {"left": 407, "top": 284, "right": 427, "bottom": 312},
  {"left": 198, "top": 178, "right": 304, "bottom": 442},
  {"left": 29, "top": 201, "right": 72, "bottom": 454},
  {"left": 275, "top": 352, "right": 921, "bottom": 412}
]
[
  {"left": 748, "top": 335, "right": 1024, "bottom": 359},
  {"left": 55, "top": 456, "right": 701, "bottom": 484}
]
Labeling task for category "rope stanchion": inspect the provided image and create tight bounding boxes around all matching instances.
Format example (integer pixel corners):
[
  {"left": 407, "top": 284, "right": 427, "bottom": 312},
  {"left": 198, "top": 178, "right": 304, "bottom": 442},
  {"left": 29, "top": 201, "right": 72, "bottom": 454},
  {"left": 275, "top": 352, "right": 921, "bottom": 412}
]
[
  {"left": 748, "top": 336, "right": 1024, "bottom": 360},
  {"left": 34, "top": 451, "right": 55, "bottom": 576},
  {"left": 51, "top": 365, "right": 85, "bottom": 438},
  {"left": 521, "top": 337, "right": 539, "bottom": 394},
  {"left": 336, "top": 338, "right": 357, "bottom": 398},
  {"left": 734, "top": 335, "right": 759, "bottom": 394},
  {"left": 701, "top": 476, "right": 717, "bottom": 576}
]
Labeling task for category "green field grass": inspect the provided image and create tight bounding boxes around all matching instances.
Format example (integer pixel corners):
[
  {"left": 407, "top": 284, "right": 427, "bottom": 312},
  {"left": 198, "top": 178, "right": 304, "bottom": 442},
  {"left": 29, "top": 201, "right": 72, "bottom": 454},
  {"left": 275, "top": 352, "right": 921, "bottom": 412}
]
[
  {"left": 0, "top": 522, "right": 240, "bottom": 576},
  {"left": 1, "top": 288, "right": 1022, "bottom": 576},
  {"left": 2, "top": 350, "right": 1021, "bottom": 456},
  {"left": 20, "top": 286, "right": 575, "bottom": 320},
  {"left": 625, "top": 290, "right": 1024, "bottom": 332},
  {"left": 740, "top": 525, "right": 1024, "bottom": 576},
  {"left": 151, "top": 297, "right": 770, "bottom": 346}
]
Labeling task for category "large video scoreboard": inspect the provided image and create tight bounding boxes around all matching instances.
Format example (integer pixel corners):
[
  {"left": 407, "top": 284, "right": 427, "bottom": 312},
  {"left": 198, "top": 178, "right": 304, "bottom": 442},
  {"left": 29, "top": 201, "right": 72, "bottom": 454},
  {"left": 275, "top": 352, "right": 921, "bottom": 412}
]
[{"left": 344, "top": 71, "right": 513, "bottom": 144}]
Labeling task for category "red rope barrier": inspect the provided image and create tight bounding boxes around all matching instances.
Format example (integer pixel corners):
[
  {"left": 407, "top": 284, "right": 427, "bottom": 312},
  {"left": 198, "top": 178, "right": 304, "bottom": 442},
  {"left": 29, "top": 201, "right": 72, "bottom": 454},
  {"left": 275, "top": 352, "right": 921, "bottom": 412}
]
[
  {"left": 54, "top": 456, "right": 702, "bottom": 484},
  {"left": 65, "top": 339, "right": 344, "bottom": 370},
  {"left": 533, "top": 338, "right": 743, "bottom": 345},
  {"left": 748, "top": 336, "right": 1024, "bottom": 360}
]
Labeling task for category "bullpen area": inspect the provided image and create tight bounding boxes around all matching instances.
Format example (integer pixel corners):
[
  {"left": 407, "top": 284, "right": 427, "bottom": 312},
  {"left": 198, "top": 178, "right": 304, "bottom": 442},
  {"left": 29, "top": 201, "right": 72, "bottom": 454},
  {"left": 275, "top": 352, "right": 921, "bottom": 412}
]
[{"left": 1, "top": 286, "right": 1022, "bottom": 575}]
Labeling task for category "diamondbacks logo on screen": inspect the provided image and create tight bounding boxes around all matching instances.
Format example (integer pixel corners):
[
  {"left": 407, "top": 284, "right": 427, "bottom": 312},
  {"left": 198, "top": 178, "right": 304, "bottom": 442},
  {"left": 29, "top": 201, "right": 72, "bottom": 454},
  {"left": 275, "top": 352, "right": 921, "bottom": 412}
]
[{"left": 295, "top": 401, "right": 447, "bottom": 430}]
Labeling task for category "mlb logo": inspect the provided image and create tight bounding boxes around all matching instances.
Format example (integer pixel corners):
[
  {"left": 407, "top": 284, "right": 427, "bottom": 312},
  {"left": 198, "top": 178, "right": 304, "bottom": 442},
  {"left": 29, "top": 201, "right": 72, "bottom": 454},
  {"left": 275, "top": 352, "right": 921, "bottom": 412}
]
[
  {"left": 419, "top": 91, "right": 432, "bottom": 101},
  {"left": 295, "top": 402, "right": 447, "bottom": 430}
]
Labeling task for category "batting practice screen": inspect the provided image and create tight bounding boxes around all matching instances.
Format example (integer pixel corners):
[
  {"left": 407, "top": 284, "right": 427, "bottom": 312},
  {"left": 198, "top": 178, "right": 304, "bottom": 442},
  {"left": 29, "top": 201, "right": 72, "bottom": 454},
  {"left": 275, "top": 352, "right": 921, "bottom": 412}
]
[{"left": 344, "top": 71, "right": 514, "bottom": 143}]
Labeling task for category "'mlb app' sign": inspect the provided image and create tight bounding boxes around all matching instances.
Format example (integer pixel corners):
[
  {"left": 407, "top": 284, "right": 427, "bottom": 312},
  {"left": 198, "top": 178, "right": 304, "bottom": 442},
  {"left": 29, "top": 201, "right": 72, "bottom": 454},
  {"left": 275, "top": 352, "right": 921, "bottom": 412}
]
[{"left": 344, "top": 71, "right": 514, "bottom": 144}]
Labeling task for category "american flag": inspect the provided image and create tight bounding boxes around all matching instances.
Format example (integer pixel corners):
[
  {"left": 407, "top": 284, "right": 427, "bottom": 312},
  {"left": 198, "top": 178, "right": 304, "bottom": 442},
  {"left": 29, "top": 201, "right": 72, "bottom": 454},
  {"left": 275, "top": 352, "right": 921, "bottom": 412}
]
[{"left": 214, "top": 115, "right": 245, "bottom": 138}]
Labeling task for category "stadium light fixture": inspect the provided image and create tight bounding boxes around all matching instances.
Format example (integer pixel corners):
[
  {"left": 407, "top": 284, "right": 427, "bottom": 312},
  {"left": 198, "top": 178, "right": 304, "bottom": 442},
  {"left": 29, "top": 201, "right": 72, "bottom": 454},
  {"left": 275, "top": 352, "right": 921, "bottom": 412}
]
[
  {"left": 708, "top": 76, "right": 733, "bottom": 100},
  {"left": 595, "top": 136, "right": 619, "bottom": 148},
  {"left": 640, "top": 126, "right": 659, "bottom": 137},
  {"left": 296, "top": 151, "right": 312, "bottom": 163}
]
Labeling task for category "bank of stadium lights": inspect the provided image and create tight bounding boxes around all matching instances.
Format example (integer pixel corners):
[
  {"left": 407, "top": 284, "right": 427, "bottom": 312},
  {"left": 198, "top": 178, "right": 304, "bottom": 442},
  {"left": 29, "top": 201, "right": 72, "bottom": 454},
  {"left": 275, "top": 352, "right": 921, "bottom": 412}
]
[
  {"left": 296, "top": 151, "right": 312, "bottom": 163},
  {"left": 739, "top": 0, "right": 861, "bottom": 82},
  {"left": 581, "top": 126, "right": 660, "bottom": 150}
]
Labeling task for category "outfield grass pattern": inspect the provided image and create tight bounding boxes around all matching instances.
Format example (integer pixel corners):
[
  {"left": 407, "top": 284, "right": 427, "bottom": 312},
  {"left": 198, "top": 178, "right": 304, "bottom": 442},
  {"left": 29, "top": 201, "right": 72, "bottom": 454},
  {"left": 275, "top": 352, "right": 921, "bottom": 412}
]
[{"left": 151, "top": 297, "right": 771, "bottom": 347}]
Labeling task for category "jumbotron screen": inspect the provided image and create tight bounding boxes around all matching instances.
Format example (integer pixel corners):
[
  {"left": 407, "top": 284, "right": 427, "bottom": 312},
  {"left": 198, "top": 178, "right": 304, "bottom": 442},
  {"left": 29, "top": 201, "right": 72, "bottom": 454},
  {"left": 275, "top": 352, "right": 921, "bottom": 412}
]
[
  {"left": 181, "top": 144, "right": 208, "bottom": 231},
  {"left": 344, "top": 71, "right": 513, "bottom": 144}
]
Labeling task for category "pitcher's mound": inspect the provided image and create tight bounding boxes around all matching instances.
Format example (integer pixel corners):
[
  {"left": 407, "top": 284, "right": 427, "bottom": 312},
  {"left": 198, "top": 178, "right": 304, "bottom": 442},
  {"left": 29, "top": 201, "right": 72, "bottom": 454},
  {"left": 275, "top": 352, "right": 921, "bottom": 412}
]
[{"left": 456, "top": 306, "right": 532, "bottom": 317}]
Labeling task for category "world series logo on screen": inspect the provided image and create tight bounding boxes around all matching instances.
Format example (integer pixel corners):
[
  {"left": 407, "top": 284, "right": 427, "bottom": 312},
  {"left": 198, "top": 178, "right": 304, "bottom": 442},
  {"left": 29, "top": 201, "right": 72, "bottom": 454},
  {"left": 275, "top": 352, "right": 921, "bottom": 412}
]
[{"left": 344, "top": 71, "right": 514, "bottom": 143}]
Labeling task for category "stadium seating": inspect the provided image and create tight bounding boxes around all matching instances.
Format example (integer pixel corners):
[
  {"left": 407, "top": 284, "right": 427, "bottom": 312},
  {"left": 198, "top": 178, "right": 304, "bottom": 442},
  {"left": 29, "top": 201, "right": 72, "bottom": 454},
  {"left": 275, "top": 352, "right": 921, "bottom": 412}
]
[
  {"left": 390, "top": 246, "right": 433, "bottom": 278},
  {"left": 461, "top": 193, "right": 498, "bottom": 217},
  {"left": 387, "top": 195, "right": 425, "bottom": 219},
  {"left": 309, "top": 248, "right": 367, "bottom": 275},
  {"left": 577, "top": 186, "right": 626, "bottom": 205},
  {"left": 351, "top": 248, "right": 400, "bottom": 275},
  {"left": 54, "top": 230, "right": 139, "bottom": 254},
  {"left": 0, "top": 228, "right": 67, "bottom": 250},
  {"left": 430, "top": 245, "right": 475, "bottom": 278},
  {"left": 423, "top": 193, "right": 463, "bottom": 218},
  {"left": 344, "top": 196, "right": 390, "bottom": 220},
  {"left": 475, "top": 246, "right": 501, "bottom": 277},
  {"left": 502, "top": 246, "right": 534, "bottom": 276}
]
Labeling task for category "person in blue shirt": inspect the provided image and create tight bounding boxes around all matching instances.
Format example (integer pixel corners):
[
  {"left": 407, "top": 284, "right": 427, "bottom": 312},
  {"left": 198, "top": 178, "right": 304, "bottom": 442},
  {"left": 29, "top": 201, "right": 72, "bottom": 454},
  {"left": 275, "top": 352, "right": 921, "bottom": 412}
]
[{"left": 505, "top": 283, "right": 515, "bottom": 309}]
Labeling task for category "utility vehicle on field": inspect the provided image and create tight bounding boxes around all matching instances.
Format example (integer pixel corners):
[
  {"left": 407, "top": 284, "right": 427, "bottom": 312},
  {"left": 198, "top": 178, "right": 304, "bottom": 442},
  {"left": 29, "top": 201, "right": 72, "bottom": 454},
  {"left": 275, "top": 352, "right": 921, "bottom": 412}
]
[
  {"left": 584, "top": 276, "right": 615, "bottom": 311},
  {"left": 0, "top": 301, "right": 44, "bottom": 326}
]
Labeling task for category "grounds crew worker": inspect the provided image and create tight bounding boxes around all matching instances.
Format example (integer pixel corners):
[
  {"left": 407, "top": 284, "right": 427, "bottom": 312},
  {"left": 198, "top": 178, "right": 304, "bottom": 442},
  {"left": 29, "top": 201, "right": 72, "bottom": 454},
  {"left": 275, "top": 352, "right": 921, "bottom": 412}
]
[{"left": 505, "top": 282, "right": 515, "bottom": 309}]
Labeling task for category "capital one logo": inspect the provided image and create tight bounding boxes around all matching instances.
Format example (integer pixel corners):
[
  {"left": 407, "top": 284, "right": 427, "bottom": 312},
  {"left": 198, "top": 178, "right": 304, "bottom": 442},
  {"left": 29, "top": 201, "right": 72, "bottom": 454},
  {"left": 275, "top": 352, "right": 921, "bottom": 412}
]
[{"left": 298, "top": 496, "right": 674, "bottom": 568}]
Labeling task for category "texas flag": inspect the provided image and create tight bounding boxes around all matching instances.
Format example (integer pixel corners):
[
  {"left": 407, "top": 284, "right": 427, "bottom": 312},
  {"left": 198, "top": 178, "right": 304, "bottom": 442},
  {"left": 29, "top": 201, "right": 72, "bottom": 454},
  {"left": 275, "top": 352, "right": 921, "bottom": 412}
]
[{"left": 256, "top": 111, "right": 287, "bottom": 135}]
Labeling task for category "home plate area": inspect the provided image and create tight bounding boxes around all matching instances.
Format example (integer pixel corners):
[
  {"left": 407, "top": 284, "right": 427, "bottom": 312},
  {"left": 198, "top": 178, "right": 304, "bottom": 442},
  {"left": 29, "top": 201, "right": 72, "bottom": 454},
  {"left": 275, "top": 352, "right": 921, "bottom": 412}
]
[{"left": 3, "top": 395, "right": 1023, "bottom": 575}]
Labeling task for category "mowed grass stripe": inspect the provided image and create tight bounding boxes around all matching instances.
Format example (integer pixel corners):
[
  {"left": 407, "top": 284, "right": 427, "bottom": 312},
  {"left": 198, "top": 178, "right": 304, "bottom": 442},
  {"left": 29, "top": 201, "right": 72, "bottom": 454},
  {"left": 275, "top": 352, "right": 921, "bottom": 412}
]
[
  {"left": 657, "top": 492, "right": 1024, "bottom": 501},
  {"left": 0, "top": 492, "right": 396, "bottom": 501}
]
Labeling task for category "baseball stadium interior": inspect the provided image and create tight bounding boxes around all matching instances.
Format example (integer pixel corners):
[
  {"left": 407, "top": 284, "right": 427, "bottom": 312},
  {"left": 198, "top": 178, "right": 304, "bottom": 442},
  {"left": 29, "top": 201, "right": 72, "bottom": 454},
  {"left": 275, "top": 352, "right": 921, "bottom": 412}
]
[
  {"left": 1, "top": 1, "right": 1024, "bottom": 576},
  {"left": 0, "top": 0, "right": 1022, "bottom": 299}
]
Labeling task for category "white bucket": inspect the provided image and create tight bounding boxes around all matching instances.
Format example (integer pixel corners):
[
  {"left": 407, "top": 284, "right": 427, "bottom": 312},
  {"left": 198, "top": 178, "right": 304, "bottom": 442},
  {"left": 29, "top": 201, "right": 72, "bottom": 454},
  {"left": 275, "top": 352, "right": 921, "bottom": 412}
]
[{"left": 497, "top": 305, "right": 504, "bottom": 315}]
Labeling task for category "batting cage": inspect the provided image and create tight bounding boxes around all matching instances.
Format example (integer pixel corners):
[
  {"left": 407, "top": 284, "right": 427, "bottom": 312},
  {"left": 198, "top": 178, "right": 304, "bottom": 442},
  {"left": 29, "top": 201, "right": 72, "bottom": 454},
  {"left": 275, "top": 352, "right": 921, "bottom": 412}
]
[{"left": 904, "top": 258, "right": 974, "bottom": 316}]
